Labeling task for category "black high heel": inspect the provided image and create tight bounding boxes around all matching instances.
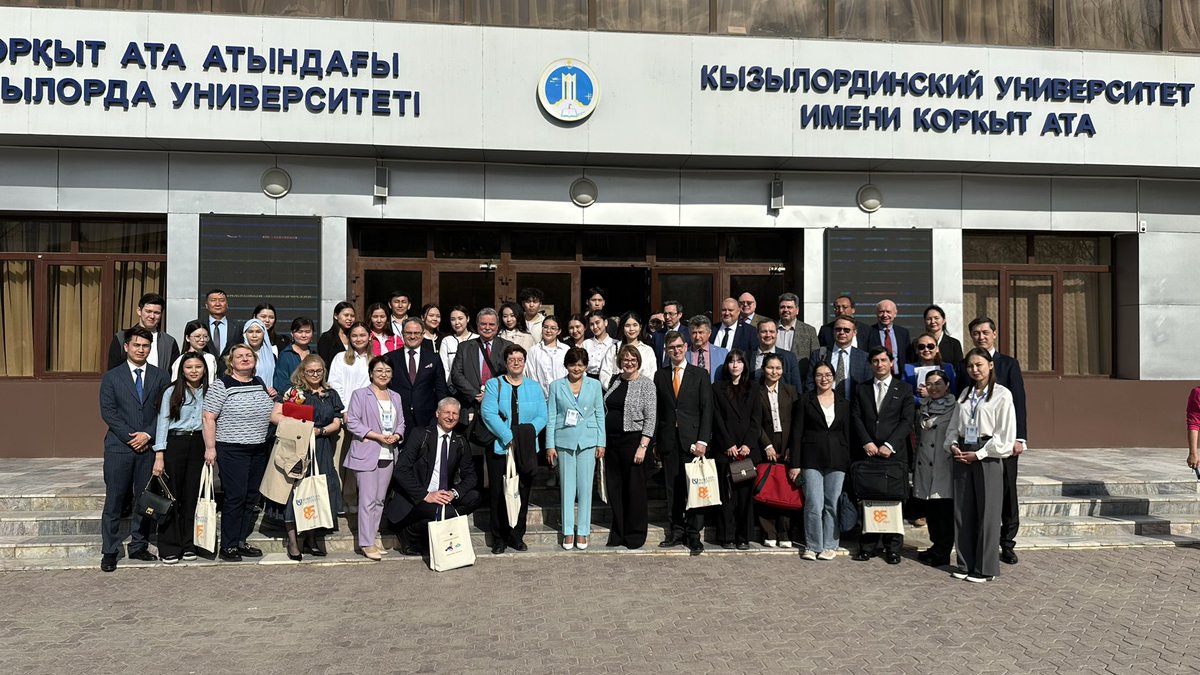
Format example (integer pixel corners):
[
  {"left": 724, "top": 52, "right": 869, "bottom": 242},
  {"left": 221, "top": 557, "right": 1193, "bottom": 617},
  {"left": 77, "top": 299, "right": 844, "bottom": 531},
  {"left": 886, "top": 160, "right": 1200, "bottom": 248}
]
[{"left": 285, "top": 529, "right": 302, "bottom": 562}]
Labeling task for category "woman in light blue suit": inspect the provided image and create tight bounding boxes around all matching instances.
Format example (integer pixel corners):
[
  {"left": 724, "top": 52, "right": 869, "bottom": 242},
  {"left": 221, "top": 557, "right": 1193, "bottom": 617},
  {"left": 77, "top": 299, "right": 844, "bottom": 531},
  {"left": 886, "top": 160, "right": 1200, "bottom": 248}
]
[{"left": 545, "top": 347, "right": 606, "bottom": 550}]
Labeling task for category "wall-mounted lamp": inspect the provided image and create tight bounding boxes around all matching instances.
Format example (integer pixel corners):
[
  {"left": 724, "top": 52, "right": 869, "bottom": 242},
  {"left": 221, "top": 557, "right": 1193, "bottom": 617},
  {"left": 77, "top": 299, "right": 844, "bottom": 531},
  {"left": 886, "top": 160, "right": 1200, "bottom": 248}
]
[
  {"left": 856, "top": 184, "right": 883, "bottom": 213},
  {"left": 570, "top": 177, "right": 598, "bottom": 207},
  {"left": 261, "top": 167, "right": 291, "bottom": 199}
]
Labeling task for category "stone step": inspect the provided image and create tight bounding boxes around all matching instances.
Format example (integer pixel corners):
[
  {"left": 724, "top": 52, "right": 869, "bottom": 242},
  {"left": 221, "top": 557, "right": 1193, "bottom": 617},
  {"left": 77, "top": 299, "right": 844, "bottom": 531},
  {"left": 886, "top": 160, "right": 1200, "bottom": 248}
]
[
  {"left": 1018, "top": 514, "right": 1200, "bottom": 538},
  {"left": 0, "top": 495, "right": 107, "bottom": 512},
  {"left": 1017, "top": 494, "right": 1200, "bottom": 518},
  {"left": 1017, "top": 478, "right": 1200, "bottom": 498}
]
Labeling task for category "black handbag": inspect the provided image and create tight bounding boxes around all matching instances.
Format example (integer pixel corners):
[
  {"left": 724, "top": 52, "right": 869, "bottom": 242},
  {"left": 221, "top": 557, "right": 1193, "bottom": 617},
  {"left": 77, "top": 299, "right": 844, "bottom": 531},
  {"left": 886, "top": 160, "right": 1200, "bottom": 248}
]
[
  {"left": 850, "top": 460, "right": 908, "bottom": 500},
  {"left": 468, "top": 374, "right": 505, "bottom": 446},
  {"left": 136, "top": 473, "right": 176, "bottom": 521},
  {"left": 729, "top": 458, "right": 757, "bottom": 484}
]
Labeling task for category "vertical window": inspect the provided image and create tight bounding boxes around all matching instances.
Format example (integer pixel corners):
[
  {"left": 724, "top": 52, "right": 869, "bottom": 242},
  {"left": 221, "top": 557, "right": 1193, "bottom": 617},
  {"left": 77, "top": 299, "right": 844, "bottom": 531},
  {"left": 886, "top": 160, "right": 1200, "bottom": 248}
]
[
  {"left": 963, "top": 234, "right": 1112, "bottom": 376},
  {"left": 716, "top": 0, "right": 828, "bottom": 37},
  {"left": 596, "top": 0, "right": 710, "bottom": 33},
  {"left": 0, "top": 260, "right": 34, "bottom": 377},
  {"left": 944, "top": 0, "right": 1053, "bottom": 47},
  {"left": 479, "top": 0, "right": 588, "bottom": 28},
  {"left": 344, "top": 0, "right": 466, "bottom": 21},
  {"left": 1056, "top": 0, "right": 1162, "bottom": 51},
  {"left": 832, "top": 0, "right": 943, "bottom": 42},
  {"left": 1165, "top": 0, "right": 1200, "bottom": 51}
]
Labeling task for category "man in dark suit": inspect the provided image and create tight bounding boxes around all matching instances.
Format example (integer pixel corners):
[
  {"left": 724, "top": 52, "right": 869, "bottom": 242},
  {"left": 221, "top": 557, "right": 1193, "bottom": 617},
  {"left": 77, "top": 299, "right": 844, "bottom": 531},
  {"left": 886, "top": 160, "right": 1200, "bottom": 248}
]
[
  {"left": 106, "top": 292, "right": 180, "bottom": 372},
  {"left": 711, "top": 297, "right": 759, "bottom": 353},
  {"left": 968, "top": 316, "right": 1028, "bottom": 565},
  {"left": 818, "top": 295, "right": 871, "bottom": 349},
  {"left": 200, "top": 288, "right": 243, "bottom": 374},
  {"left": 749, "top": 319, "right": 802, "bottom": 388},
  {"left": 653, "top": 331, "right": 713, "bottom": 556},
  {"left": 736, "top": 292, "right": 770, "bottom": 328},
  {"left": 387, "top": 317, "right": 449, "bottom": 432},
  {"left": 449, "top": 308, "right": 511, "bottom": 423},
  {"left": 864, "top": 299, "right": 911, "bottom": 375},
  {"left": 385, "top": 398, "right": 481, "bottom": 555},
  {"left": 807, "top": 317, "right": 870, "bottom": 398},
  {"left": 652, "top": 299, "right": 685, "bottom": 366},
  {"left": 850, "top": 347, "right": 915, "bottom": 565},
  {"left": 98, "top": 326, "right": 169, "bottom": 572}
]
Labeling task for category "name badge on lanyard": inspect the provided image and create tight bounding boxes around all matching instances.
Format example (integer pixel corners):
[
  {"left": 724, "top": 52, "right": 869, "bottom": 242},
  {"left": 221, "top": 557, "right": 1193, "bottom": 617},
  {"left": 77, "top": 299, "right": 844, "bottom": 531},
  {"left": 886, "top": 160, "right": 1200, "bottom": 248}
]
[
  {"left": 565, "top": 409, "right": 580, "bottom": 427},
  {"left": 965, "top": 390, "right": 984, "bottom": 444}
]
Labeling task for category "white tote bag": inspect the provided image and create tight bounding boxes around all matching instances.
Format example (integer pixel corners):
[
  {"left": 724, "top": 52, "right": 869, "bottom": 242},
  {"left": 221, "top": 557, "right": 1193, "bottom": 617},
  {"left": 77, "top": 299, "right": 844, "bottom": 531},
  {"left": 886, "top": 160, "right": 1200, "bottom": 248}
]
[
  {"left": 293, "top": 438, "right": 334, "bottom": 533},
  {"left": 428, "top": 505, "right": 476, "bottom": 572},
  {"left": 193, "top": 463, "right": 218, "bottom": 553},
  {"left": 685, "top": 457, "right": 722, "bottom": 509},
  {"left": 861, "top": 500, "right": 905, "bottom": 534},
  {"left": 503, "top": 449, "right": 522, "bottom": 526}
]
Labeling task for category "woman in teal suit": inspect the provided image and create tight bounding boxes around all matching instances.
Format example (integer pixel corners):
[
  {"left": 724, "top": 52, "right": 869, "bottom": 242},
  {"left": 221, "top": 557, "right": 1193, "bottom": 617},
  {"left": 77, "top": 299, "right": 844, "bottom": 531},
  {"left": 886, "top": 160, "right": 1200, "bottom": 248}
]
[{"left": 545, "top": 347, "right": 606, "bottom": 550}]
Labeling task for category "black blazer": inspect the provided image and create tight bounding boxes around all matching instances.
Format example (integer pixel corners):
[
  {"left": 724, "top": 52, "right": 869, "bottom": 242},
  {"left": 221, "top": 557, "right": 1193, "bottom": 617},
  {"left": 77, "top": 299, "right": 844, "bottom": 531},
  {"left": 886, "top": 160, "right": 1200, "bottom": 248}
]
[
  {"left": 758, "top": 382, "right": 799, "bottom": 460},
  {"left": 710, "top": 322, "right": 759, "bottom": 353},
  {"left": 385, "top": 425, "right": 477, "bottom": 524},
  {"left": 850, "top": 378, "right": 915, "bottom": 466},
  {"left": 107, "top": 330, "right": 180, "bottom": 373},
  {"left": 993, "top": 352, "right": 1027, "bottom": 440},
  {"left": 818, "top": 319, "right": 872, "bottom": 349},
  {"left": 316, "top": 327, "right": 348, "bottom": 370},
  {"left": 748, "top": 348, "right": 801, "bottom": 389},
  {"left": 449, "top": 336, "right": 513, "bottom": 410},
  {"left": 653, "top": 362, "right": 713, "bottom": 454},
  {"left": 710, "top": 381, "right": 763, "bottom": 464},
  {"left": 200, "top": 317, "right": 243, "bottom": 375},
  {"left": 789, "top": 392, "right": 851, "bottom": 472},
  {"left": 864, "top": 323, "right": 912, "bottom": 371},
  {"left": 386, "top": 343, "right": 449, "bottom": 432},
  {"left": 99, "top": 363, "right": 170, "bottom": 455}
]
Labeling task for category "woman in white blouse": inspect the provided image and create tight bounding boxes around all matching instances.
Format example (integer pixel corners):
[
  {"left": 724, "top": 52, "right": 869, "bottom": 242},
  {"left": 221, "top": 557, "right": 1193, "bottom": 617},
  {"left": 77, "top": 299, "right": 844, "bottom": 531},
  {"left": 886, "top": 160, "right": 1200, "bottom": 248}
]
[
  {"left": 525, "top": 315, "right": 569, "bottom": 398},
  {"left": 582, "top": 313, "right": 614, "bottom": 380},
  {"left": 328, "top": 322, "right": 372, "bottom": 406},
  {"left": 499, "top": 302, "right": 535, "bottom": 351},
  {"left": 945, "top": 347, "right": 1016, "bottom": 584},
  {"left": 438, "top": 305, "right": 478, "bottom": 384},
  {"left": 598, "top": 312, "right": 656, "bottom": 390}
]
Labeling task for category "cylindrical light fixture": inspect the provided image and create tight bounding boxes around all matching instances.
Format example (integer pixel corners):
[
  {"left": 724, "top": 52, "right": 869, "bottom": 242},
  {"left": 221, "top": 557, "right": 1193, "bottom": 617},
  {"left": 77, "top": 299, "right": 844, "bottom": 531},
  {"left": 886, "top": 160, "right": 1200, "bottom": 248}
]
[
  {"left": 261, "top": 167, "right": 292, "bottom": 199},
  {"left": 570, "top": 177, "right": 598, "bottom": 207},
  {"left": 856, "top": 184, "right": 883, "bottom": 213}
]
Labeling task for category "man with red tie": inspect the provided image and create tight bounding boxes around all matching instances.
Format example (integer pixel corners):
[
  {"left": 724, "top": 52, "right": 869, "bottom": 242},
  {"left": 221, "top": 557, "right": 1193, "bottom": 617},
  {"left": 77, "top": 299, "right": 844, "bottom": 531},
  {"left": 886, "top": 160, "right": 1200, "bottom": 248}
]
[
  {"left": 866, "top": 299, "right": 910, "bottom": 375},
  {"left": 387, "top": 317, "right": 448, "bottom": 433}
]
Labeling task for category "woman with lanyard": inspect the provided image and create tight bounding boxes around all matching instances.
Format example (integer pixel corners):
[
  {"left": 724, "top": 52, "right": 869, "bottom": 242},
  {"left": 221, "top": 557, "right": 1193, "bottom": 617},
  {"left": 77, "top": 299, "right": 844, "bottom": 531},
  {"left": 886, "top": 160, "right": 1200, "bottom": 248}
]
[
  {"left": 945, "top": 347, "right": 1016, "bottom": 583},
  {"left": 545, "top": 347, "right": 605, "bottom": 550},
  {"left": 274, "top": 317, "right": 315, "bottom": 394},
  {"left": 913, "top": 370, "right": 957, "bottom": 567},
  {"left": 598, "top": 311, "right": 657, "bottom": 390},
  {"left": 346, "top": 356, "right": 405, "bottom": 561},
  {"left": 438, "top": 305, "right": 477, "bottom": 386},
  {"left": 268, "top": 354, "right": 345, "bottom": 559},
  {"left": 366, "top": 302, "right": 402, "bottom": 357},
  {"left": 152, "top": 352, "right": 210, "bottom": 563},
  {"left": 171, "top": 320, "right": 217, "bottom": 383},
  {"left": 202, "top": 344, "right": 276, "bottom": 561},
  {"left": 480, "top": 344, "right": 548, "bottom": 555},
  {"left": 602, "top": 344, "right": 657, "bottom": 549},
  {"left": 242, "top": 319, "right": 278, "bottom": 399}
]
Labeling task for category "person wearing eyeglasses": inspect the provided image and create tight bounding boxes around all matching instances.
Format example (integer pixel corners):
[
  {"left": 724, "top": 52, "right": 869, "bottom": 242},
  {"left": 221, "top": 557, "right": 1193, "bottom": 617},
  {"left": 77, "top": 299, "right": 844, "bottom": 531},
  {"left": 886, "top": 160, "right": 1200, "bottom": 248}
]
[
  {"left": 913, "top": 370, "right": 957, "bottom": 567},
  {"left": 818, "top": 295, "right": 871, "bottom": 349},
  {"left": 906, "top": 332, "right": 959, "bottom": 402},
  {"left": 806, "top": 316, "right": 869, "bottom": 400}
]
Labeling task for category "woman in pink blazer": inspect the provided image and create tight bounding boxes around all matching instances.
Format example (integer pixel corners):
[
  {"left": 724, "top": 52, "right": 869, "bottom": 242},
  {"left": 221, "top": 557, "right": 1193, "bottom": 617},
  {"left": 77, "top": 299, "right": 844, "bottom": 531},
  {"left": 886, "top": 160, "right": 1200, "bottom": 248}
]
[{"left": 345, "top": 356, "right": 406, "bottom": 561}]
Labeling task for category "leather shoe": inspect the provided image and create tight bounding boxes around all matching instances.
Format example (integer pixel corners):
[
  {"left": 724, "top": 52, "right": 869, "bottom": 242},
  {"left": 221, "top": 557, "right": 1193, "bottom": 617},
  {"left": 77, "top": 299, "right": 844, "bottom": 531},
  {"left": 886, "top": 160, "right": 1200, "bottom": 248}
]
[
  {"left": 1000, "top": 548, "right": 1019, "bottom": 565},
  {"left": 100, "top": 555, "right": 117, "bottom": 572},
  {"left": 219, "top": 547, "right": 242, "bottom": 562},
  {"left": 687, "top": 541, "right": 704, "bottom": 556},
  {"left": 509, "top": 539, "right": 528, "bottom": 552},
  {"left": 490, "top": 542, "right": 507, "bottom": 555},
  {"left": 658, "top": 536, "right": 683, "bottom": 548},
  {"left": 852, "top": 550, "right": 873, "bottom": 562},
  {"left": 736, "top": 542, "right": 750, "bottom": 551},
  {"left": 884, "top": 552, "right": 902, "bottom": 565},
  {"left": 236, "top": 545, "right": 263, "bottom": 558},
  {"left": 399, "top": 545, "right": 423, "bottom": 557},
  {"left": 721, "top": 541, "right": 736, "bottom": 550},
  {"left": 128, "top": 549, "right": 157, "bottom": 562}
]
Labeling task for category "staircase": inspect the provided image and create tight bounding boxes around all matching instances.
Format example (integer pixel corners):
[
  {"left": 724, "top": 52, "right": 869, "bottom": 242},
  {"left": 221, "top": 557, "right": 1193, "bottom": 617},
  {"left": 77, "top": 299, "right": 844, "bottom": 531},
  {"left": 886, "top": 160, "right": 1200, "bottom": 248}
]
[{"left": 0, "top": 450, "right": 1197, "bottom": 569}]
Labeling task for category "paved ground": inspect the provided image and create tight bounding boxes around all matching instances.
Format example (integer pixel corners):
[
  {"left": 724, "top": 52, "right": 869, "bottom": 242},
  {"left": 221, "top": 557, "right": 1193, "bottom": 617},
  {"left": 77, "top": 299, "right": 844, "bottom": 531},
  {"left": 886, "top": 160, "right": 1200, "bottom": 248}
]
[{"left": 1, "top": 547, "right": 1196, "bottom": 674}]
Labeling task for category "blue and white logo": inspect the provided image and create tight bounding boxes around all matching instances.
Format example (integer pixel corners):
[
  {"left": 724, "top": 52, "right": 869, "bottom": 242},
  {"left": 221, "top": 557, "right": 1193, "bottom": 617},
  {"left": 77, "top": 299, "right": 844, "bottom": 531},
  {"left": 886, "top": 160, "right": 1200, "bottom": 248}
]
[{"left": 538, "top": 59, "right": 599, "bottom": 122}]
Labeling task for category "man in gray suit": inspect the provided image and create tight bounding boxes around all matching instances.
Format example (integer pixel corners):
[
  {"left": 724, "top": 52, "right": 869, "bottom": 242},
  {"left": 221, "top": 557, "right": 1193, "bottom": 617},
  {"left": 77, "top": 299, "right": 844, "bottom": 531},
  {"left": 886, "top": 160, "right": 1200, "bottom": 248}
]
[
  {"left": 99, "top": 326, "right": 170, "bottom": 572},
  {"left": 777, "top": 293, "right": 819, "bottom": 380},
  {"left": 450, "top": 308, "right": 512, "bottom": 447},
  {"left": 106, "top": 292, "right": 180, "bottom": 372}
]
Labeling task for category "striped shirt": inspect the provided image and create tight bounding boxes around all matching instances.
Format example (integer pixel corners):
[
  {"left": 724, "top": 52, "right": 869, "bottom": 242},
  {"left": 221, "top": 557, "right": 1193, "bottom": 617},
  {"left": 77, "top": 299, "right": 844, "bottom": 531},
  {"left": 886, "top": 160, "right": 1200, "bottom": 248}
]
[{"left": 204, "top": 375, "right": 275, "bottom": 444}]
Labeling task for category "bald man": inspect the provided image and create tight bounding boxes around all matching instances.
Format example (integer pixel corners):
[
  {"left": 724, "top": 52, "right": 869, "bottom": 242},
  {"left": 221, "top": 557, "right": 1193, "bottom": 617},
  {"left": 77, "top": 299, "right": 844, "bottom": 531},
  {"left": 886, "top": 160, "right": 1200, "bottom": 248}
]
[
  {"left": 710, "top": 297, "right": 759, "bottom": 354},
  {"left": 865, "top": 299, "right": 910, "bottom": 375}
]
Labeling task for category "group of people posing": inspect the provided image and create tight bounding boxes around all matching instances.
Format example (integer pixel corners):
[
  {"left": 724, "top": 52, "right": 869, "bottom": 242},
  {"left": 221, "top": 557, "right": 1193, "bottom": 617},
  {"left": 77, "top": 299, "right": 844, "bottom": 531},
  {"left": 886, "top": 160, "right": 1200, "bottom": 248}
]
[{"left": 99, "top": 286, "right": 1027, "bottom": 583}]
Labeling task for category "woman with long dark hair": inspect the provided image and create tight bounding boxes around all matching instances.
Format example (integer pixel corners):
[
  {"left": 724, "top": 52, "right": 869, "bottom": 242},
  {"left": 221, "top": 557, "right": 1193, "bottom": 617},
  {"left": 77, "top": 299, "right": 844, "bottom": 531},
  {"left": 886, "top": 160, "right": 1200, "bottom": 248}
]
[
  {"left": 170, "top": 320, "right": 217, "bottom": 383},
  {"left": 499, "top": 302, "right": 535, "bottom": 351},
  {"left": 710, "top": 349, "right": 762, "bottom": 550},
  {"left": 274, "top": 316, "right": 315, "bottom": 394},
  {"left": 598, "top": 311, "right": 656, "bottom": 389},
  {"left": 253, "top": 303, "right": 289, "bottom": 350},
  {"left": 317, "top": 301, "right": 356, "bottom": 368},
  {"left": 366, "top": 302, "right": 401, "bottom": 356},
  {"left": 438, "top": 305, "right": 477, "bottom": 384},
  {"left": 152, "top": 352, "right": 211, "bottom": 563}
]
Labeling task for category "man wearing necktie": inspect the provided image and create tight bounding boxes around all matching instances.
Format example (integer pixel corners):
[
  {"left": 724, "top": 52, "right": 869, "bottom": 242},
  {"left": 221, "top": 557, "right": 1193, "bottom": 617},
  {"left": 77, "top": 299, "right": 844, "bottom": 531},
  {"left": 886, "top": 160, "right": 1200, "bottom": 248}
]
[
  {"left": 806, "top": 316, "right": 870, "bottom": 399},
  {"left": 98, "top": 325, "right": 169, "bottom": 572},
  {"left": 653, "top": 331, "right": 713, "bottom": 556},
  {"left": 710, "top": 298, "right": 759, "bottom": 354},
  {"left": 386, "top": 399, "right": 481, "bottom": 556},
  {"left": 387, "top": 317, "right": 448, "bottom": 433},
  {"left": 866, "top": 299, "right": 910, "bottom": 376},
  {"left": 199, "top": 289, "right": 243, "bottom": 374},
  {"left": 687, "top": 315, "right": 727, "bottom": 383}
]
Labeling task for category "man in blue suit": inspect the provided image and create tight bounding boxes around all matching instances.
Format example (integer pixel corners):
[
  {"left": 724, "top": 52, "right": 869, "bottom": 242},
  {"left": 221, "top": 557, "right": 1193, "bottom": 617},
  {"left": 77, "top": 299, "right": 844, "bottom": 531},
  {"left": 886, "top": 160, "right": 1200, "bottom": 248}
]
[
  {"left": 652, "top": 300, "right": 685, "bottom": 366},
  {"left": 864, "top": 299, "right": 910, "bottom": 376},
  {"left": 387, "top": 317, "right": 449, "bottom": 432},
  {"left": 98, "top": 325, "right": 169, "bottom": 572},
  {"left": 748, "top": 319, "right": 802, "bottom": 388},
  {"left": 687, "top": 315, "right": 727, "bottom": 383},
  {"left": 710, "top": 298, "right": 759, "bottom": 354},
  {"left": 807, "top": 316, "right": 870, "bottom": 399}
]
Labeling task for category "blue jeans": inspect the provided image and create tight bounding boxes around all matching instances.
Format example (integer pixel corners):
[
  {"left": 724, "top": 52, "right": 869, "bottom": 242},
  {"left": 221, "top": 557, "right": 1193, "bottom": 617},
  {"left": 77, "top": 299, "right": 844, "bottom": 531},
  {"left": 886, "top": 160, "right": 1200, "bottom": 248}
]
[
  {"left": 558, "top": 447, "right": 596, "bottom": 536},
  {"left": 802, "top": 469, "right": 845, "bottom": 554}
]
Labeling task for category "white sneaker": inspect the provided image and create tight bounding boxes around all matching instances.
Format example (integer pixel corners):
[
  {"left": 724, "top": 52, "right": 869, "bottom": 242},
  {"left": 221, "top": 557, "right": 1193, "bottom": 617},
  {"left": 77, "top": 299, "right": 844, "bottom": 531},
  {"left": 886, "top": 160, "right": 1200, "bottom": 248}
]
[
  {"left": 951, "top": 570, "right": 970, "bottom": 580},
  {"left": 763, "top": 539, "right": 777, "bottom": 548},
  {"left": 965, "top": 574, "right": 994, "bottom": 583},
  {"left": 801, "top": 550, "right": 818, "bottom": 561},
  {"left": 779, "top": 540, "right": 792, "bottom": 548},
  {"left": 817, "top": 550, "right": 836, "bottom": 561}
]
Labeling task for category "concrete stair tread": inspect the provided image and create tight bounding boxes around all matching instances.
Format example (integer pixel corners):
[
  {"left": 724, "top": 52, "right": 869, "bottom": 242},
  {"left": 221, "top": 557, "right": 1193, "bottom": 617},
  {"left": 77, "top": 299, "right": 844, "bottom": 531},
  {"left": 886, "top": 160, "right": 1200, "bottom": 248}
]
[
  {"left": 0, "top": 510, "right": 103, "bottom": 521},
  {"left": 1018, "top": 494, "right": 1200, "bottom": 503},
  {"left": 1020, "top": 513, "right": 1200, "bottom": 525},
  {"left": 1015, "top": 533, "right": 1200, "bottom": 549}
]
